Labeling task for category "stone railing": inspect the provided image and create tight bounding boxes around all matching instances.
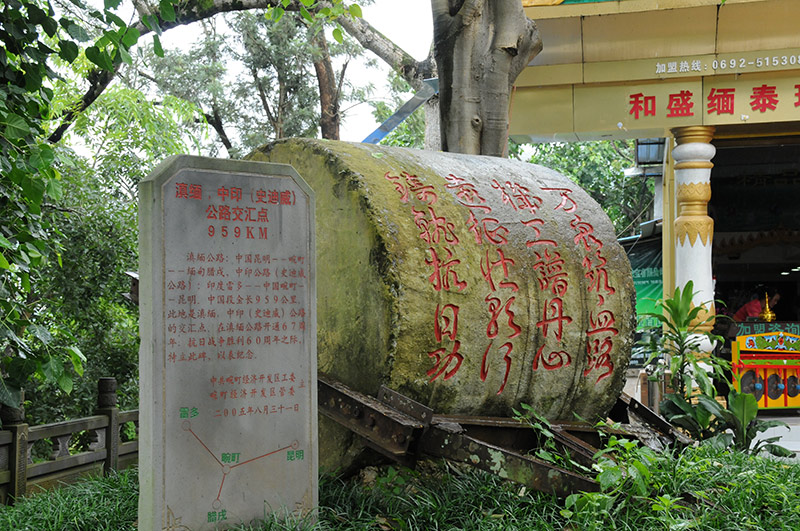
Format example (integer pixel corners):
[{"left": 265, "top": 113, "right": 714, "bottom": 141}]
[{"left": 0, "top": 378, "right": 138, "bottom": 505}]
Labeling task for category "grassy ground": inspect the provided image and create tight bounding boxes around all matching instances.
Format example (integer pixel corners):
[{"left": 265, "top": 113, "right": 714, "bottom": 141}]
[{"left": 1, "top": 446, "right": 799, "bottom": 530}]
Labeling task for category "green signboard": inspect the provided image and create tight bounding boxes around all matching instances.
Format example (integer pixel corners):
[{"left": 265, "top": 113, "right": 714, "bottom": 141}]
[{"left": 625, "top": 238, "right": 663, "bottom": 330}]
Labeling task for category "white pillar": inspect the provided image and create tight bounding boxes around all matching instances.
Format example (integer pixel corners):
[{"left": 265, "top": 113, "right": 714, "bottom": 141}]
[{"left": 671, "top": 126, "right": 716, "bottom": 335}]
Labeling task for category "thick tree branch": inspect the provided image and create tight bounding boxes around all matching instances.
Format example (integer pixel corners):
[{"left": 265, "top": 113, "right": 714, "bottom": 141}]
[
  {"left": 335, "top": 9, "right": 434, "bottom": 91},
  {"left": 433, "top": 0, "right": 541, "bottom": 156},
  {"left": 205, "top": 105, "right": 235, "bottom": 156},
  {"left": 48, "top": 67, "right": 118, "bottom": 143}
]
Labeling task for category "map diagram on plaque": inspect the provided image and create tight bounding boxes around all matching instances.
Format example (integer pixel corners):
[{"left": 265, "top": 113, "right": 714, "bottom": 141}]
[{"left": 181, "top": 420, "right": 299, "bottom": 510}]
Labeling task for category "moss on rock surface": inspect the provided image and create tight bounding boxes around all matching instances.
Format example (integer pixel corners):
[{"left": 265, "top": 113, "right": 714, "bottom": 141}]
[{"left": 248, "top": 139, "right": 636, "bottom": 470}]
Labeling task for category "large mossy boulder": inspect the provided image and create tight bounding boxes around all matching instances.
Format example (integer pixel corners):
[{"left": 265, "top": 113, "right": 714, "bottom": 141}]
[{"left": 248, "top": 139, "right": 635, "bottom": 470}]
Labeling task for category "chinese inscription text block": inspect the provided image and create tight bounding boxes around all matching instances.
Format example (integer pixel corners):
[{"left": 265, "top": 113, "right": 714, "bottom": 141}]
[{"left": 138, "top": 156, "right": 316, "bottom": 530}]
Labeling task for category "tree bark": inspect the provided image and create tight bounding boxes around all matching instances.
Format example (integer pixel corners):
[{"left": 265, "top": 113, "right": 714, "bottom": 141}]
[
  {"left": 424, "top": 95, "right": 441, "bottom": 151},
  {"left": 431, "top": 0, "right": 541, "bottom": 156},
  {"left": 311, "top": 31, "right": 340, "bottom": 140}
]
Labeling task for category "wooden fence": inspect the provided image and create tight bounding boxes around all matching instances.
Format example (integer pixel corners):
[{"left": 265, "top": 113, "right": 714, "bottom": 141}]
[{"left": 0, "top": 377, "right": 138, "bottom": 505}]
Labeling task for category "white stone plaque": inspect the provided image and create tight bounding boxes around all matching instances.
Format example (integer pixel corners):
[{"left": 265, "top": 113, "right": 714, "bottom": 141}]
[{"left": 138, "top": 156, "right": 316, "bottom": 530}]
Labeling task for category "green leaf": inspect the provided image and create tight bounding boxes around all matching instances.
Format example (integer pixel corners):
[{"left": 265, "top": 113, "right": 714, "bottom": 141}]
[
  {"left": 728, "top": 390, "right": 758, "bottom": 426},
  {"left": 105, "top": 12, "right": 126, "bottom": 29},
  {"left": 104, "top": 0, "right": 123, "bottom": 9},
  {"left": 349, "top": 4, "right": 363, "bottom": 18},
  {"left": 118, "top": 46, "right": 132, "bottom": 65},
  {"left": 68, "top": 346, "right": 86, "bottom": 377},
  {"left": 332, "top": 26, "right": 344, "bottom": 44},
  {"left": 597, "top": 467, "right": 622, "bottom": 491},
  {"left": 42, "top": 17, "right": 59, "bottom": 38},
  {"left": 59, "top": 40, "right": 80, "bottom": 62},
  {"left": 3, "top": 113, "right": 32, "bottom": 140},
  {"left": 29, "top": 144, "right": 55, "bottom": 169},
  {"left": 58, "top": 373, "right": 73, "bottom": 394},
  {"left": 153, "top": 35, "right": 164, "bottom": 57},
  {"left": 67, "top": 22, "right": 91, "bottom": 42},
  {"left": 0, "top": 378, "right": 22, "bottom": 410},
  {"left": 272, "top": 6, "right": 285, "bottom": 22},
  {"left": 46, "top": 177, "right": 63, "bottom": 201},
  {"left": 300, "top": 6, "right": 313, "bottom": 22},
  {"left": 41, "top": 356, "right": 65, "bottom": 383},
  {"left": 85, "top": 45, "right": 114, "bottom": 70},
  {"left": 0, "top": 235, "right": 12, "bottom": 249},
  {"left": 121, "top": 27, "right": 140, "bottom": 48},
  {"left": 762, "top": 443, "right": 795, "bottom": 458},
  {"left": 144, "top": 14, "right": 162, "bottom": 35},
  {"left": 0, "top": 253, "right": 9, "bottom": 270},
  {"left": 21, "top": 175, "right": 46, "bottom": 204},
  {"left": 20, "top": 272, "right": 30, "bottom": 293},
  {"left": 28, "top": 324, "right": 53, "bottom": 344},
  {"left": 159, "top": 0, "right": 176, "bottom": 22}
]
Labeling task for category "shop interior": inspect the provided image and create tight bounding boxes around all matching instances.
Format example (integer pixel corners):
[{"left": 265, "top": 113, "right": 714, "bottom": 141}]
[{"left": 711, "top": 127, "right": 800, "bottom": 322}]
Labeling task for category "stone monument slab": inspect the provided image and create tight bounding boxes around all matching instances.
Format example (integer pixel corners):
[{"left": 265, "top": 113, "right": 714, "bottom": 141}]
[{"left": 138, "top": 156, "right": 316, "bottom": 530}]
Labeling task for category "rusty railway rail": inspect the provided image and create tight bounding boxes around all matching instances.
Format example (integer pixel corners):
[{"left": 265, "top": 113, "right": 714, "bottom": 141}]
[{"left": 319, "top": 373, "right": 685, "bottom": 498}]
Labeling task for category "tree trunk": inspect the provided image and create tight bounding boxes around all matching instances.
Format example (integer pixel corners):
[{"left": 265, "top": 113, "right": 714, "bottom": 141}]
[
  {"left": 311, "top": 31, "right": 340, "bottom": 140},
  {"left": 424, "top": 95, "right": 441, "bottom": 151},
  {"left": 431, "top": 0, "right": 541, "bottom": 157}
]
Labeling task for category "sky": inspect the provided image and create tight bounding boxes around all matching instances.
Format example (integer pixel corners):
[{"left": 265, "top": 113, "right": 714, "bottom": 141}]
[
  {"left": 158, "top": 0, "right": 434, "bottom": 144},
  {"left": 340, "top": 0, "right": 433, "bottom": 141}
]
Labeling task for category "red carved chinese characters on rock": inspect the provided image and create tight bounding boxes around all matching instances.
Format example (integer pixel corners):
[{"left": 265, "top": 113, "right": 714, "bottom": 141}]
[
  {"left": 542, "top": 187, "right": 616, "bottom": 384},
  {"left": 386, "top": 172, "right": 466, "bottom": 382}
]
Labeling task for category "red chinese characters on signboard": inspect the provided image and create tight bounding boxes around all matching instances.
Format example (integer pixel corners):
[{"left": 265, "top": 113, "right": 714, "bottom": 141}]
[
  {"left": 750, "top": 84, "right": 779, "bottom": 112},
  {"left": 208, "top": 372, "right": 305, "bottom": 419},
  {"left": 452, "top": 176, "right": 528, "bottom": 395},
  {"left": 445, "top": 174, "right": 507, "bottom": 245},
  {"left": 666, "top": 90, "right": 695, "bottom": 117},
  {"left": 166, "top": 181, "right": 309, "bottom": 422},
  {"left": 174, "top": 184, "right": 296, "bottom": 242},
  {"left": 175, "top": 182, "right": 203, "bottom": 200},
  {"left": 629, "top": 93, "right": 656, "bottom": 119},
  {"left": 633, "top": 84, "right": 793, "bottom": 119},
  {"left": 480, "top": 247, "right": 521, "bottom": 394},
  {"left": 707, "top": 88, "right": 736, "bottom": 115}
]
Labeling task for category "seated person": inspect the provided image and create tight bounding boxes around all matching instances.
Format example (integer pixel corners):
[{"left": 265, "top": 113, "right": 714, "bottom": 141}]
[{"left": 733, "top": 286, "right": 780, "bottom": 322}]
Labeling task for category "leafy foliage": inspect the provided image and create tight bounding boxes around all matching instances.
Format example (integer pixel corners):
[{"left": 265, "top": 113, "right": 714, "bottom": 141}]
[
  {"left": 0, "top": 0, "right": 201, "bottom": 414},
  {"left": 698, "top": 390, "right": 794, "bottom": 456},
  {"left": 145, "top": 10, "right": 358, "bottom": 157},
  {"left": 3, "top": 447, "right": 800, "bottom": 530},
  {"left": 527, "top": 140, "right": 653, "bottom": 236},
  {"left": 640, "top": 283, "right": 792, "bottom": 456},
  {"left": 641, "top": 280, "right": 726, "bottom": 398},
  {"left": 370, "top": 72, "right": 425, "bottom": 149},
  {"left": 0, "top": 0, "right": 93, "bottom": 409},
  {"left": 23, "top": 46, "right": 208, "bottom": 422},
  {"left": 265, "top": 0, "right": 363, "bottom": 44}
]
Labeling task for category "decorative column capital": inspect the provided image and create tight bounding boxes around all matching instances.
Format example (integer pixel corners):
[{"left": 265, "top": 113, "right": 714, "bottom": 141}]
[{"left": 671, "top": 125, "right": 716, "bottom": 145}]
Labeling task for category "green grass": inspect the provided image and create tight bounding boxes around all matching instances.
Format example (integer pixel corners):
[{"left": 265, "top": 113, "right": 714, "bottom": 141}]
[
  {"left": 1, "top": 447, "right": 799, "bottom": 530},
  {"left": 0, "top": 469, "right": 138, "bottom": 531}
]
